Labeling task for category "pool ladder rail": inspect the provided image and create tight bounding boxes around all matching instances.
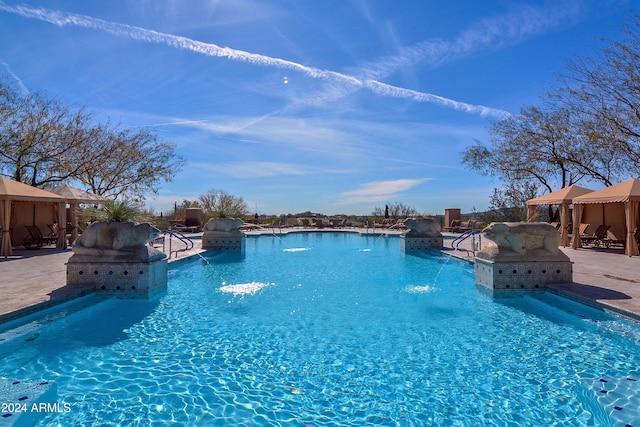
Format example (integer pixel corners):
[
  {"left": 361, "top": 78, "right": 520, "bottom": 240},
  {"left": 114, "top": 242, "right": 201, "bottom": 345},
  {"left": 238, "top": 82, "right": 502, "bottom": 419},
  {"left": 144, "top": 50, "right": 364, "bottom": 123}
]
[
  {"left": 450, "top": 230, "right": 482, "bottom": 256},
  {"left": 151, "top": 229, "right": 195, "bottom": 259}
]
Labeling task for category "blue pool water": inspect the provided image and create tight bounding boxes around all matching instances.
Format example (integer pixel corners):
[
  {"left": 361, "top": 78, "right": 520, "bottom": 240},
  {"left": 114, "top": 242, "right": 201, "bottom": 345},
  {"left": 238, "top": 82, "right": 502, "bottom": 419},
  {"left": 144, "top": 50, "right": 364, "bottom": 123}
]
[{"left": 1, "top": 232, "right": 640, "bottom": 426}]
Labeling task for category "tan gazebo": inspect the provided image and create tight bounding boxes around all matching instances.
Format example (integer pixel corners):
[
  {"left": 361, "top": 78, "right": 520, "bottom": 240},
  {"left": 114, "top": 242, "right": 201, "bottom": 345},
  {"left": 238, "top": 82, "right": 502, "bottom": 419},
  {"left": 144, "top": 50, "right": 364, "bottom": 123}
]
[
  {"left": 526, "top": 185, "right": 594, "bottom": 247},
  {"left": 0, "top": 177, "right": 67, "bottom": 257},
  {"left": 572, "top": 178, "right": 640, "bottom": 256},
  {"left": 48, "top": 185, "right": 106, "bottom": 243}
]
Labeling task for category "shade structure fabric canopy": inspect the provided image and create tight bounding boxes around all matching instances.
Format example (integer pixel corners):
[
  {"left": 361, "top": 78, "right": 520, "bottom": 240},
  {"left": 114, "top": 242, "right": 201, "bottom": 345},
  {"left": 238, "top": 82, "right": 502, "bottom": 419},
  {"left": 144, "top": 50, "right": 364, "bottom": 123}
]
[
  {"left": 572, "top": 179, "right": 640, "bottom": 204},
  {"left": 0, "top": 177, "right": 67, "bottom": 257},
  {"left": 0, "top": 177, "right": 67, "bottom": 203},
  {"left": 47, "top": 185, "right": 106, "bottom": 204},
  {"left": 526, "top": 185, "right": 594, "bottom": 206},
  {"left": 48, "top": 185, "right": 106, "bottom": 243},
  {"left": 526, "top": 185, "right": 594, "bottom": 247},
  {"left": 572, "top": 179, "right": 640, "bottom": 256}
]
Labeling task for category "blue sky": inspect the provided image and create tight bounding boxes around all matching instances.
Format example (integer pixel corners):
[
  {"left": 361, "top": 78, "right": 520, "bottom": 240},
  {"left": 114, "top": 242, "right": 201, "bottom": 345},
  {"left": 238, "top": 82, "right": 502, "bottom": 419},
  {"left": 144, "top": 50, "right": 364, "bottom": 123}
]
[{"left": 0, "top": 1, "right": 634, "bottom": 216}]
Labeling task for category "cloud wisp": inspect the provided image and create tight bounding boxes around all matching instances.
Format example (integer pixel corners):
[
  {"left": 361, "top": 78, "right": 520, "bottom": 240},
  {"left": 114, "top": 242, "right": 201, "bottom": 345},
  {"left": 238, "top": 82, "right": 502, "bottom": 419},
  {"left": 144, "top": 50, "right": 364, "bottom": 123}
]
[
  {"left": 1, "top": 58, "right": 29, "bottom": 95},
  {"left": 356, "top": 2, "right": 584, "bottom": 79},
  {"left": 191, "top": 161, "right": 309, "bottom": 178},
  {"left": 338, "top": 178, "right": 431, "bottom": 204},
  {"left": 0, "top": 1, "right": 508, "bottom": 118}
]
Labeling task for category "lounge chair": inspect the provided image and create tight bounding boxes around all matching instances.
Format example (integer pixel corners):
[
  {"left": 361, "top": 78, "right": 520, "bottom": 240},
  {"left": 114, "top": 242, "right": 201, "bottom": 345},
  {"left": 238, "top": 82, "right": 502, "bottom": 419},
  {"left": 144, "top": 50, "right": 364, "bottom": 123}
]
[
  {"left": 581, "top": 224, "right": 611, "bottom": 247},
  {"left": 171, "top": 222, "right": 201, "bottom": 233},
  {"left": 603, "top": 234, "right": 626, "bottom": 249},
  {"left": 381, "top": 218, "right": 395, "bottom": 228},
  {"left": 604, "top": 228, "right": 640, "bottom": 249},
  {"left": 23, "top": 224, "right": 58, "bottom": 249},
  {"left": 569, "top": 223, "right": 590, "bottom": 242},
  {"left": 395, "top": 218, "right": 409, "bottom": 229},
  {"left": 444, "top": 219, "right": 461, "bottom": 232},
  {"left": 298, "top": 218, "right": 310, "bottom": 227},
  {"left": 455, "top": 219, "right": 476, "bottom": 233},
  {"left": 329, "top": 219, "right": 345, "bottom": 228}
]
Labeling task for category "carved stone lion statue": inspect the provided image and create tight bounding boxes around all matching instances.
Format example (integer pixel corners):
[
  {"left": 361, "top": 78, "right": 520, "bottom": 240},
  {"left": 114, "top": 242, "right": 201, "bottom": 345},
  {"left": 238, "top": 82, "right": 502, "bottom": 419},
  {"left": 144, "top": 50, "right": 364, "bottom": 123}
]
[
  {"left": 71, "top": 222, "right": 165, "bottom": 261},
  {"left": 403, "top": 217, "right": 441, "bottom": 237},
  {"left": 203, "top": 218, "right": 244, "bottom": 232},
  {"left": 477, "top": 222, "right": 564, "bottom": 260}
]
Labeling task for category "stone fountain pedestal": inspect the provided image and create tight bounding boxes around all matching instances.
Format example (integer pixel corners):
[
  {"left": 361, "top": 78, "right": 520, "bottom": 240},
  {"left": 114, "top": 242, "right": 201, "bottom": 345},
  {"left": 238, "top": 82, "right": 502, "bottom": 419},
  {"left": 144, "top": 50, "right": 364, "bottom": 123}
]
[
  {"left": 202, "top": 230, "right": 245, "bottom": 251},
  {"left": 66, "top": 222, "right": 168, "bottom": 296},
  {"left": 201, "top": 218, "right": 245, "bottom": 251},
  {"left": 401, "top": 217, "right": 443, "bottom": 251},
  {"left": 474, "top": 222, "right": 572, "bottom": 292}
]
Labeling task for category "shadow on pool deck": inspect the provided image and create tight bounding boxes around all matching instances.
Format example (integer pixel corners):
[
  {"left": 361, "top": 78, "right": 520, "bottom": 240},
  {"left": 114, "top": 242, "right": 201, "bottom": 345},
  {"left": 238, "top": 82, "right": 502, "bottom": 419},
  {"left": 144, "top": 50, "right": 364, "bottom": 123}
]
[
  {"left": 553, "top": 283, "right": 632, "bottom": 300},
  {"left": 2, "top": 229, "right": 640, "bottom": 324}
]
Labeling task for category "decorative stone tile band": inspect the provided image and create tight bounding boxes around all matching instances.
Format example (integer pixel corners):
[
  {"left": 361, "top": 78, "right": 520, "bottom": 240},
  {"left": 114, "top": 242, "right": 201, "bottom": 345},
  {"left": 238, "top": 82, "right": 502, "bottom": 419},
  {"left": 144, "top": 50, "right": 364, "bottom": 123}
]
[
  {"left": 201, "top": 231, "right": 245, "bottom": 251},
  {"left": 66, "top": 260, "right": 168, "bottom": 294},
  {"left": 401, "top": 236, "right": 444, "bottom": 251},
  {"left": 475, "top": 258, "right": 573, "bottom": 291}
]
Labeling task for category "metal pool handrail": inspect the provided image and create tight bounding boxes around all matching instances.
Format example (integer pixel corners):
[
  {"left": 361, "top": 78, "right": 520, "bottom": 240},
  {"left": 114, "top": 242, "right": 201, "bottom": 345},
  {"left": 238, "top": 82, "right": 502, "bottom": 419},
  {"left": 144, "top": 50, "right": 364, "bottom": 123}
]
[
  {"left": 451, "top": 230, "right": 482, "bottom": 255},
  {"left": 164, "top": 230, "right": 194, "bottom": 258}
]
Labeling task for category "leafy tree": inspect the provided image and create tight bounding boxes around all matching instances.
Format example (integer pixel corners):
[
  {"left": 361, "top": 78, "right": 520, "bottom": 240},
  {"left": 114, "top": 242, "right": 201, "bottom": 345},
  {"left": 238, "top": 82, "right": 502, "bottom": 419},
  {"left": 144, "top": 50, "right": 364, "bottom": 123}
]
[
  {"left": 0, "top": 83, "right": 100, "bottom": 186},
  {"left": 198, "top": 189, "right": 249, "bottom": 218},
  {"left": 463, "top": 14, "right": 640, "bottom": 212},
  {"left": 462, "top": 105, "right": 588, "bottom": 194},
  {"left": 554, "top": 13, "right": 640, "bottom": 175},
  {"left": 0, "top": 80, "right": 184, "bottom": 198},
  {"left": 74, "top": 123, "right": 184, "bottom": 199},
  {"left": 372, "top": 202, "right": 418, "bottom": 218},
  {"left": 487, "top": 181, "right": 539, "bottom": 222}
]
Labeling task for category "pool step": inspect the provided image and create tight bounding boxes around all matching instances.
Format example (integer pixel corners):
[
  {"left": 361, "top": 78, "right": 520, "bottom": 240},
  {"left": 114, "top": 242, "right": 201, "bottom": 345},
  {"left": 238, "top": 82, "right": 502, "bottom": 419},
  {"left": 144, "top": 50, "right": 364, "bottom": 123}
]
[{"left": 0, "top": 379, "right": 58, "bottom": 427}]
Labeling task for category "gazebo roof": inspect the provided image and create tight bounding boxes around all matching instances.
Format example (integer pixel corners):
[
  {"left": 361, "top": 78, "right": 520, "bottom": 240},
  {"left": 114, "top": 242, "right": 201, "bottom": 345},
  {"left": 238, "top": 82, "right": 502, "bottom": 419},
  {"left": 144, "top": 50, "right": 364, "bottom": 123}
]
[
  {"left": 572, "top": 178, "right": 640, "bottom": 204},
  {"left": 48, "top": 185, "right": 106, "bottom": 204},
  {"left": 0, "top": 177, "right": 65, "bottom": 203},
  {"left": 526, "top": 185, "right": 594, "bottom": 206}
]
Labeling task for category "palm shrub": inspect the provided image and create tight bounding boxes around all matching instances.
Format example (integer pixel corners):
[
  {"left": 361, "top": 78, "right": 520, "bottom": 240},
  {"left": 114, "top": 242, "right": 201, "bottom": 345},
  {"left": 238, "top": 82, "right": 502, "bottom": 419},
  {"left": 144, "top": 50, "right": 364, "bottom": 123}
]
[{"left": 85, "top": 199, "right": 147, "bottom": 223}]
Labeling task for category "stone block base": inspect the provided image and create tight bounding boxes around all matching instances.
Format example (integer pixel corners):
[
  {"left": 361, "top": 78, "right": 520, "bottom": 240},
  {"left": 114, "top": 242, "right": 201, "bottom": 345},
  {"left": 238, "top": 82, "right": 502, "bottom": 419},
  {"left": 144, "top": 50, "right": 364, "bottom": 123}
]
[
  {"left": 475, "top": 258, "right": 572, "bottom": 291},
  {"left": 66, "top": 259, "right": 168, "bottom": 295},
  {"left": 202, "top": 231, "right": 245, "bottom": 251},
  {"left": 401, "top": 235, "right": 443, "bottom": 251}
]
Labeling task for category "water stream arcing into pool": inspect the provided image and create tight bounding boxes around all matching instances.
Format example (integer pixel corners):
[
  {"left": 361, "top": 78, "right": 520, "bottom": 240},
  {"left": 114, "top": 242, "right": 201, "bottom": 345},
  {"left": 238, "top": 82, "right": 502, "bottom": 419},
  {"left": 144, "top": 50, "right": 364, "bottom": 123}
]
[{"left": 1, "top": 232, "right": 639, "bottom": 426}]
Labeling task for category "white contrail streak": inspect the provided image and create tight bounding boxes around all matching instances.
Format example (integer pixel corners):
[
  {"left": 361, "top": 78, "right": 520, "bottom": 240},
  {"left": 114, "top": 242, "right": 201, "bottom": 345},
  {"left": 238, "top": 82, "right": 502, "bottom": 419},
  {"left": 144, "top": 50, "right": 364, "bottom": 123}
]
[
  {"left": 0, "top": 2, "right": 509, "bottom": 118},
  {"left": 0, "top": 58, "right": 29, "bottom": 95}
]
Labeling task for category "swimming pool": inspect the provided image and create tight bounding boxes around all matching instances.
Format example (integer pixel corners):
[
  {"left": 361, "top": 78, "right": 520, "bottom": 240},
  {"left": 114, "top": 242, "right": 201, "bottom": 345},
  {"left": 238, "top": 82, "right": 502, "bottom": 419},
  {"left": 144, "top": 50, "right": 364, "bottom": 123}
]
[{"left": 1, "top": 232, "right": 639, "bottom": 426}]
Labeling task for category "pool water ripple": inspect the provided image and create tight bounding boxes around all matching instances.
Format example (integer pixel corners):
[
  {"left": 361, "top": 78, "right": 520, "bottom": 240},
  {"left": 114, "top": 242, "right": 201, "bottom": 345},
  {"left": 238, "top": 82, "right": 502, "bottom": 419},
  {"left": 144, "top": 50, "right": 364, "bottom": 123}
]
[{"left": 1, "top": 232, "right": 640, "bottom": 425}]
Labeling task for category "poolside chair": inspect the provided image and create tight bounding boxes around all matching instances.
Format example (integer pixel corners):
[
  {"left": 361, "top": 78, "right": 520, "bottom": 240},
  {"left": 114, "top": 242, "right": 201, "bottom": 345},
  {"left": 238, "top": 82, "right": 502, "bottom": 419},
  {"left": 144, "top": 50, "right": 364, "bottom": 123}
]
[
  {"left": 606, "top": 228, "right": 640, "bottom": 250},
  {"left": 603, "top": 233, "right": 626, "bottom": 249},
  {"left": 298, "top": 218, "right": 310, "bottom": 227},
  {"left": 455, "top": 220, "right": 476, "bottom": 233},
  {"left": 577, "top": 223, "right": 590, "bottom": 235},
  {"left": 329, "top": 218, "right": 346, "bottom": 228},
  {"left": 569, "top": 223, "right": 590, "bottom": 242},
  {"left": 443, "top": 219, "right": 461, "bottom": 232},
  {"left": 171, "top": 222, "right": 201, "bottom": 233},
  {"left": 395, "top": 218, "right": 409, "bottom": 229},
  {"left": 581, "top": 224, "right": 611, "bottom": 247},
  {"left": 23, "top": 224, "right": 58, "bottom": 249}
]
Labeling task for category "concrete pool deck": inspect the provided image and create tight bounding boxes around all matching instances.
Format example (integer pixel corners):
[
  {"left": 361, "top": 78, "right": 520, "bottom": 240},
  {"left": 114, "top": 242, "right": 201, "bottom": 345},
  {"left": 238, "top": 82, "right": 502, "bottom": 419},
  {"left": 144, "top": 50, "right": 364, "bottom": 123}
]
[{"left": 1, "top": 228, "right": 640, "bottom": 324}]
